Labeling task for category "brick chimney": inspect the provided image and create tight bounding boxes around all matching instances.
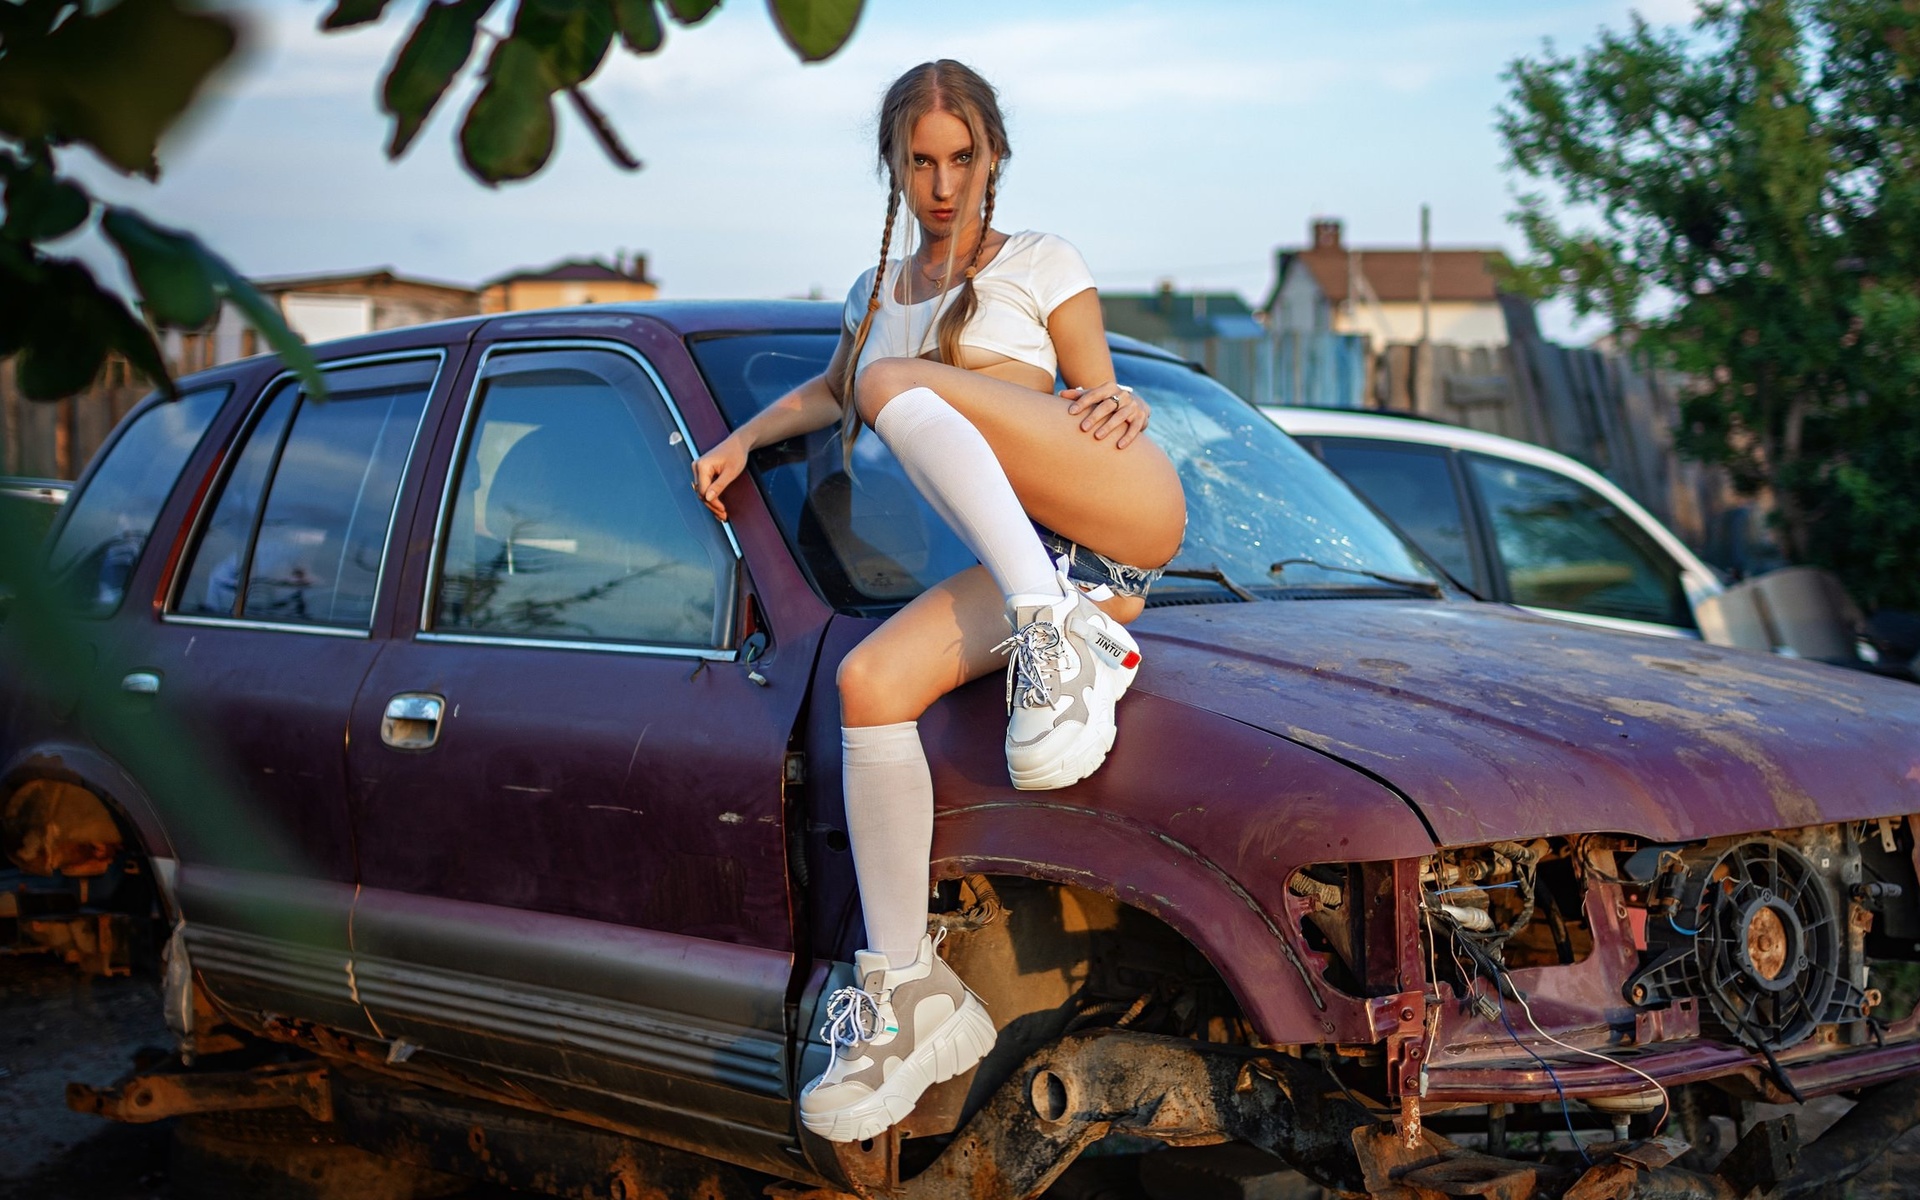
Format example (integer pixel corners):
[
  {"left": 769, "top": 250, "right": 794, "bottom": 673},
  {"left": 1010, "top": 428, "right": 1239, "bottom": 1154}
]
[{"left": 1311, "top": 218, "right": 1343, "bottom": 251}]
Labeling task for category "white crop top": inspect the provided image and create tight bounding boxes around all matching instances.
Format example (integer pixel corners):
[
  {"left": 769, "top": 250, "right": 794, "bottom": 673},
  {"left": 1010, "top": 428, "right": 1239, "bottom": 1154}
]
[{"left": 842, "top": 230, "right": 1096, "bottom": 377}]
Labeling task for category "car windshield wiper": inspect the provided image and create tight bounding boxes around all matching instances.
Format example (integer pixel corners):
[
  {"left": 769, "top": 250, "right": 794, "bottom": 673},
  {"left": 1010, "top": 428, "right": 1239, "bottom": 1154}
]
[
  {"left": 1159, "top": 565, "right": 1259, "bottom": 602},
  {"left": 1269, "top": 558, "right": 1444, "bottom": 598}
]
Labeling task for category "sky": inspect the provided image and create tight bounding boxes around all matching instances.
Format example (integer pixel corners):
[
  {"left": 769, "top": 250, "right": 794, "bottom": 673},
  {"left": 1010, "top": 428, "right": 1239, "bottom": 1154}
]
[{"left": 63, "top": 0, "right": 1701, "bottom": 339}]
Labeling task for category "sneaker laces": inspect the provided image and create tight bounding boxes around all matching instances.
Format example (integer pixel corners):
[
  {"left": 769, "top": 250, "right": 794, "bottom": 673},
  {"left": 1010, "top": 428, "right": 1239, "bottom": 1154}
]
[
  {"left": 819, "top": 984, "right": 884, "bottom": 1073},
  {"left": 993, "top": 618, "right": 1066, "bottom": 711}
]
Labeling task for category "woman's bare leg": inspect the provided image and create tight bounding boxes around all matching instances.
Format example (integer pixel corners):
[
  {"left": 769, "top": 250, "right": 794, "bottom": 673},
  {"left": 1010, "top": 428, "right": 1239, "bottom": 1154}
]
[
  {"left": 836, "top": 563, "right": 1138, "bottom": 963},
  {"left": 856, "top": 358, "right": 1186, "bottom": 569},
  {"left": 839, "top": 566, "right": 1007, "bottom": 727},
  {"left": 845, "top": 370, "right": 1162, "bottom": 807},
  {"left": 836, "top": 566, "right": 1006, "bottom": 964}
]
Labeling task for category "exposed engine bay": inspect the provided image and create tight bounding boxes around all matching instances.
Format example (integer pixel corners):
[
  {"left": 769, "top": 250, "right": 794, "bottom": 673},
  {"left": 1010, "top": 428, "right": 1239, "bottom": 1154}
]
[{"left": 1292, "top": 816, "right": 1920, "bottom": 1070}]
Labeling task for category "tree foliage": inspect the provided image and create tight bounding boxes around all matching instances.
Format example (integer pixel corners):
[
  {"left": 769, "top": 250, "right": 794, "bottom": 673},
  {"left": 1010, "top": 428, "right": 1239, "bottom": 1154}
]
[
  {"left": 0, "top": 0, "right": 316, "bottom": 399},
  {"left": 331, "top": 0, "right": 864, "bottom": 184},
  {"left": 0, "top": 0, "right": 863, "bottom": 406},
  {"left": 1500, "top": 0, "right": 1920, "bottom": 611}
]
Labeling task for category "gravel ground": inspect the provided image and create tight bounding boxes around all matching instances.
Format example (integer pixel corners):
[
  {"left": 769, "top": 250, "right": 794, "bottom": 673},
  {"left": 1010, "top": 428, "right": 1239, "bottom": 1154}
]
[
  {"left": 7, "top": 951, "right": 1920, "bottom": 1199},
  {"left": 0, "top": 955, "right": 174, "bottom": 1200}
]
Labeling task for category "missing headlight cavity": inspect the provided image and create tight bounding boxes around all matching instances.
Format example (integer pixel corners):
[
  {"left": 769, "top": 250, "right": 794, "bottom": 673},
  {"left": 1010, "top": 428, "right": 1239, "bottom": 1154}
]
[
  {"left": 1287, "top": 839, "right": 1597, "bottom": 996},
  {"left": 1423, "top": 839, "right": 1594, "bottom": 970}
]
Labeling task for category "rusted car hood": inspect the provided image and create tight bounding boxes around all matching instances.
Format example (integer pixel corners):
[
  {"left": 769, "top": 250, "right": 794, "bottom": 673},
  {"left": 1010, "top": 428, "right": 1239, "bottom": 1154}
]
[{"left": 1133, "top": 599, "right": 1920, "bottom": 847}]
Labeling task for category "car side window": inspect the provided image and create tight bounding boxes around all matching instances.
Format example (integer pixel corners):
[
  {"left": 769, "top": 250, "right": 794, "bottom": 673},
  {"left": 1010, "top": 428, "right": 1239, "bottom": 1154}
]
[
  {"left": 1465, "top": 453, "right": 1694, "bottom": 629},
  {"left": 430, "top": 346, "right": 736, "bottom": 650},
  {"left": 48, "top": 385, "right": 230, "bottom": 616},
  {"left": 173, "top": 358, "right": 438, "bottom": 629},
  {"left": 1312, "top": 438, "right": 1482, "bottom": 594}
]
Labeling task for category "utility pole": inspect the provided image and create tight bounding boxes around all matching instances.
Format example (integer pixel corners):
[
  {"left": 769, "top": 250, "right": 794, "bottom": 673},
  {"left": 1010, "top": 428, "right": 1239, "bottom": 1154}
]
[{"left": 1416, "top": 203, "right": 1432, "bottom": 413}]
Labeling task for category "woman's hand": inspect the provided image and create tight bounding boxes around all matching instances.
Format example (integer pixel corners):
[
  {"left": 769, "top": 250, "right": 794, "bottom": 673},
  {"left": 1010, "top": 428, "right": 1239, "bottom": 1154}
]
[
  {"left": 691, "top": 435, "right": 749, "bottom": 521},
  {"left": 1061, "top": 382, "right": 1151, "bottom": 449}
]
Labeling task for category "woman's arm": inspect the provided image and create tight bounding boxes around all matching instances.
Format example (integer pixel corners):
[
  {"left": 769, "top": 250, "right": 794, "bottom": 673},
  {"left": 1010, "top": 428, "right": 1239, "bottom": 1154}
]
[
  {"left": 1048, "top": 289, "right": 1151, "bottom": 450},
  {"left": 692, "top": 331, "right": 855, "bottom": 521}
]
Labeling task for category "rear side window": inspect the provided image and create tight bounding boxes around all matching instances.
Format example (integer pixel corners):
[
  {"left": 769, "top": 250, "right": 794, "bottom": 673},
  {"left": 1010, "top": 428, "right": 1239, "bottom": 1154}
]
[
  {"left": 430, "top": 346, "right": 736, "bottom": 649},
  {"left": 48, "top": 386, "right": 229, "bottom": 616},
  {"left": 1465, "top": 453, "right": 1694, "bottom": 629},
  {"left": 1313, "top": 439, "right": 1482, "bottom": 594},
  {"left": 172, "top": 358, "right": 437, "bottom": 630}
]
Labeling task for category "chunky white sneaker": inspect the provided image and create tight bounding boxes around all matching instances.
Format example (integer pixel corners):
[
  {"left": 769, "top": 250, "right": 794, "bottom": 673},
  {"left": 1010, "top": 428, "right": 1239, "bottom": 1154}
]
[
  {"left": 997, "top": 575, "right": 1142, "bottom": 790},
  {"left": 798, "top": 934, "right": 997, "bottom": 1143}
]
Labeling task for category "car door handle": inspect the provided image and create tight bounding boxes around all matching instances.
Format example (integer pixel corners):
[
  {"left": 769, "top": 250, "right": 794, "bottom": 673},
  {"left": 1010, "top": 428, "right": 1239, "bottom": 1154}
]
[
  {"left": 381, "top": 693, "right": 445, "bottom": 750},
  {"left": 121, "top": 671, "right": 161, "bottom": 695}
]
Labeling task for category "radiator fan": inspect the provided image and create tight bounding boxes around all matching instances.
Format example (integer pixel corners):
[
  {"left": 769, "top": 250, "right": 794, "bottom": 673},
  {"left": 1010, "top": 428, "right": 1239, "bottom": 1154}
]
[{"left": 1624, "top": 838, "right": 1862, "bottom": 1051}]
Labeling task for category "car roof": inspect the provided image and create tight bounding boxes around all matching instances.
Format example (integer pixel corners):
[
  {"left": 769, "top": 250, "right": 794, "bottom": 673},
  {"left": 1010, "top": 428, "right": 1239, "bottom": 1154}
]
[
  {"left": 178, "top": 300, "right": 1190, "bottom": 383},
  {"left": 1265, "top": 405, "right": 1722, "bottom": 592}
]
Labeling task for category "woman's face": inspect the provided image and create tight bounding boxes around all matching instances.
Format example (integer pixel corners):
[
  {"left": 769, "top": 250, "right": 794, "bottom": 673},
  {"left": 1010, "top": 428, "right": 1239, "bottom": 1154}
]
[{"left": 905, "top": 108, "right": 991, "bottom": 241}]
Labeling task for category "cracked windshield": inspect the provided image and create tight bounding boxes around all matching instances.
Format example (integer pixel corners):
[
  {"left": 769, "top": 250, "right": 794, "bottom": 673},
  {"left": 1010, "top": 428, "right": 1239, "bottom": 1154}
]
[{"left": 692, "top": 334, "right": 1433, "bottom": 611}]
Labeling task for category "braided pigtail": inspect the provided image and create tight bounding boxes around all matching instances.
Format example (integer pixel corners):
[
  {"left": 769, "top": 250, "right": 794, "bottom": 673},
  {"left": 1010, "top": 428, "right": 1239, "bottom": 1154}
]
[
  {"left": 839, "top": 184, "right": 900, "bottom": 466},
  {"left": 934, "top": 155, "right": 998, "bottom": 370}
]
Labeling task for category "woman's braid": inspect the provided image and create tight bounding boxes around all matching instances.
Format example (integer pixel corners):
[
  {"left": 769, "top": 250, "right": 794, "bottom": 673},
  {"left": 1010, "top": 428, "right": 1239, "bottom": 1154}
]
[{"left": 838, "top": 183, "right": 900, "bottom": 463}]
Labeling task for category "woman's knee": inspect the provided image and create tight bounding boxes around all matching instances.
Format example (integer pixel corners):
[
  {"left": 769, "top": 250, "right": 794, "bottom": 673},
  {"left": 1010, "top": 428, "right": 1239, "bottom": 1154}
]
[
  {"left": 838, "top": 644, "right": 908, "bottom": 724},
  {"left": 854, "top": 357, "right": 921, "bottom": 425}
]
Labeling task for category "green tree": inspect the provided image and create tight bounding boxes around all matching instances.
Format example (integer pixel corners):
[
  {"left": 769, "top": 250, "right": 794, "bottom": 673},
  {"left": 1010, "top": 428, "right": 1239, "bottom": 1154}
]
[
  {"left": 0, "top": 0, "right": 862, "bottom": 404},
  {"left": 1500, "top": 0, "right": 1920, "bottom": 612}
]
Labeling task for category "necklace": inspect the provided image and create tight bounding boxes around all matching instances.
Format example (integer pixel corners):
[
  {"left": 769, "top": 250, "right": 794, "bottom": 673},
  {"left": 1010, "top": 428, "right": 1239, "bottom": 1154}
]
[{"left": 915, "top": 230, "right": 992, "bottom": 283}]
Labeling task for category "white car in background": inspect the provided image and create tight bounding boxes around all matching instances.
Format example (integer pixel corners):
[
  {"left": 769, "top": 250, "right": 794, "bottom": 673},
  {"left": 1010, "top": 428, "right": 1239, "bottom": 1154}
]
[{"left": 1265, "top": 407, "right": 1882, "bottom": 668}]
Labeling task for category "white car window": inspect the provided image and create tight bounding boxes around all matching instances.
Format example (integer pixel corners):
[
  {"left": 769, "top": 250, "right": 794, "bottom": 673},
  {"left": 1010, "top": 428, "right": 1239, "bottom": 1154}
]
[
  {"left": 1466, "top": 453, "right": 1694, "bottom": 629},
  {"left": 1312, "top": 438, "right": 1482, "bottom": 594}
]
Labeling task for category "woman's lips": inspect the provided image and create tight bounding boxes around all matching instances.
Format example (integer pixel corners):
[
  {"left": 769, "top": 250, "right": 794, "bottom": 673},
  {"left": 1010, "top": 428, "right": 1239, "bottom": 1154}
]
[{"left": 930, "top": 208, "right": 955, "bottom": 221}]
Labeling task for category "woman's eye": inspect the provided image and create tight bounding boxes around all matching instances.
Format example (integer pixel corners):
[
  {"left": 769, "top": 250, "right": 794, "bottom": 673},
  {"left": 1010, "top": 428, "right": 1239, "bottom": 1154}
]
[{"left": 956, "top": 152, "right": 973, "bottom": 164}]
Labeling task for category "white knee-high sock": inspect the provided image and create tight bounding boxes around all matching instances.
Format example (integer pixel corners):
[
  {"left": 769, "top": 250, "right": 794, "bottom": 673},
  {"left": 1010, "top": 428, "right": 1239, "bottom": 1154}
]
[
  {"left": 871, "top": 386, "right": 1063, "bottom": 602},
  {"left": 843, "top": 721, "right": 936, "bottom": 968}
]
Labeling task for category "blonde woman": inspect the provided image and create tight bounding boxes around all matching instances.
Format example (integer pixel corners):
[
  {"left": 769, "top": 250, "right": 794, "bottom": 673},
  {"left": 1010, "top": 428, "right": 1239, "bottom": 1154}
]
[{"left": 691, "top": 60, "right": 1186, "bottom": 1141}]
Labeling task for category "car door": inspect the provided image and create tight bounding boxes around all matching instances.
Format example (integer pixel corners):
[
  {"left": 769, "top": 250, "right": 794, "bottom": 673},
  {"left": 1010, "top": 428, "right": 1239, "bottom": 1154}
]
[
  {"left": 343, "top": 336, "right": 808, "bottom": 1165},
  {"left": 1460, "top": 451, "right": 1699, "bottom": 637},
  {"left": 107, "top": 350, "right": 452, "bottom": 1033}
]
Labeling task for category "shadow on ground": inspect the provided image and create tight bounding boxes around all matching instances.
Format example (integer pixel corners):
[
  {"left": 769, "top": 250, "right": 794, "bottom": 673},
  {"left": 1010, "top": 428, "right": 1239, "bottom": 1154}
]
[{"left": 9, "top": 953, "right": 1920, "bottom": 1199}]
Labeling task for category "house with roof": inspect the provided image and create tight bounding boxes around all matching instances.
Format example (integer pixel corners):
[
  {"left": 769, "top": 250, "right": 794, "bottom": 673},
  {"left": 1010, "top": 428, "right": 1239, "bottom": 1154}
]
[
  {"left": 158, "top": 268, "right": 481, "bottom": 376},
  {"left": 481, "top": 254, "right": 658, "bottom": 312},
  {"left": 1263, "top": 219, "right": 1512, "bottom": 349}
]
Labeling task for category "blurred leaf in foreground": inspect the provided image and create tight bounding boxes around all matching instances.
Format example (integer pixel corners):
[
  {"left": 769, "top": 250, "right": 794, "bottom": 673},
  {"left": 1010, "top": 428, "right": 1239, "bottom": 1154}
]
[{"left": 353, "top": 0, "right": 861, "bottom": 184}]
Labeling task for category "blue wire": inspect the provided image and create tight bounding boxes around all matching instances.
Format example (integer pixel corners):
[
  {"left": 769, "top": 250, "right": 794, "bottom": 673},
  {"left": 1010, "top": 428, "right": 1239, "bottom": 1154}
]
[
  {"left": 1492, "top": 992, "right": 1594, "bottom": 1166},
  {"left": 1666, "top": 913, "right": 1701, "bottom": 936}
]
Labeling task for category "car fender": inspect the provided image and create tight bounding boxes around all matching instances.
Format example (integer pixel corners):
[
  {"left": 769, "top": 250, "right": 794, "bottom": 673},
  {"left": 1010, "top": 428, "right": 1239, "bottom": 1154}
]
[
  {"left": 918, "top": 688, "right": 1436, "bottom": 1046},
  {"left": 2, "top": 740, "right": 178, "bottom": 870}
]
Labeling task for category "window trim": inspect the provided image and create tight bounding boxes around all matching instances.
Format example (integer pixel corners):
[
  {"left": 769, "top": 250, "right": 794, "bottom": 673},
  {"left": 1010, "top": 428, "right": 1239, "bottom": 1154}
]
[
  {"left": 418, "top": 338, "right": 743, "bottom": 661},
  {"left": 163, "top": 349, "right": 446, "bottom": 636}
]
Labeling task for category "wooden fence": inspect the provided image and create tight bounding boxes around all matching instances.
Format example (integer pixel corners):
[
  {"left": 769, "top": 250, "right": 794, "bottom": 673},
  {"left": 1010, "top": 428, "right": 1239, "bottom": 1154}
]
[
  {"left": 0, "top": 357, "right": 150, "bottom": 481},
  {"left": 1359, "top": 300, "right": 1739, "bottom": 553}
]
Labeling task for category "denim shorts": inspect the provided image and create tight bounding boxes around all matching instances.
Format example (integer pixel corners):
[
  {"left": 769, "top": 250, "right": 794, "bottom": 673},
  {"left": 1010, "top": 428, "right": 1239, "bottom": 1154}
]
[{"left": 1031, "top": 522, "right": 1166, "bottom": 600}]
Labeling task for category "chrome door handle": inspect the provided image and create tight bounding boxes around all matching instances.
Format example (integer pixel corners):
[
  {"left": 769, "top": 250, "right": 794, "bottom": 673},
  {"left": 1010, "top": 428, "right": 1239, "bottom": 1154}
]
[
  {"left": 381, "top": 693, "right": 445, "bottom": 750},
  {"left": 121, "top": 671, "right": 161, "bottom": 695}
]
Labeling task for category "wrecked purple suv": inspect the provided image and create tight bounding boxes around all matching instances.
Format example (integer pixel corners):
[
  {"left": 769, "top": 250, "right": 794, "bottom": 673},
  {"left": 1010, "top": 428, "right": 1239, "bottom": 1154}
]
[{"left": 11, "top": 301, "right": 1920, "bottom": 1199}]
